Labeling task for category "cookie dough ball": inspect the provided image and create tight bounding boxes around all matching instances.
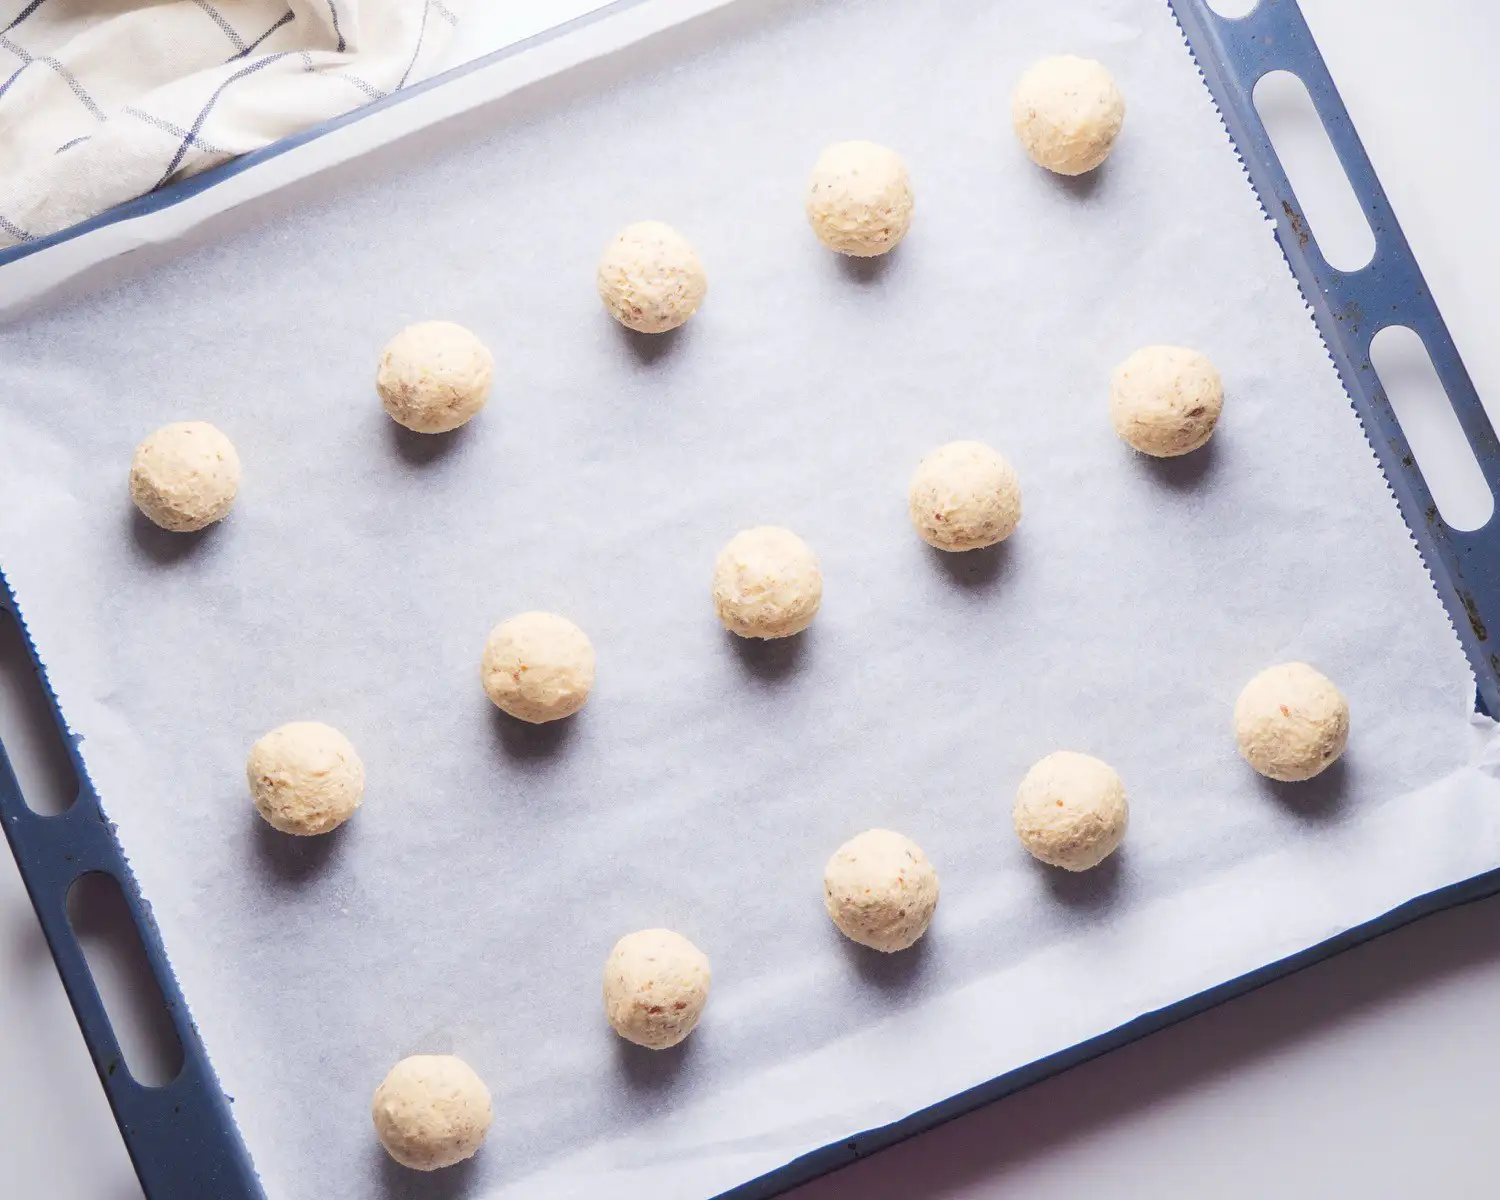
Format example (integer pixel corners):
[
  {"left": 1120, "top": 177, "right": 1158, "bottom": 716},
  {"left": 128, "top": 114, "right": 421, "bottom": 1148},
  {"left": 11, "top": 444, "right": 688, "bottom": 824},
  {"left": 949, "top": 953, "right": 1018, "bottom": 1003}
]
[
  {"left": 596, "top": 221, "right": 707, "bottom": 334},
  {"left": 481, "top": 611, "right": 595, "bottom": 723},
  {"left": 372, "top": 1054, "right": 492, "bottom": 1171},
  {"left": 712, "top": 526, "right": 822, "bottom": 639},
  {"left": 376, "top": 321, "right": 494, "bottom": 434},
  {"left": 1111, "top": 346, "right": 1224, "bottom": 457},
  {"left": 823, "top": 829, "right": 939, "bottom": 953},
  {"left": 129, "top": 421, "right": 240, "bottom": 533},
  {"left": 805, "top": 141, "right": 914, "bottom": 257},
  {"left": 603, "top": 929, "right": 711, "bottom": 1050},
  {"left": 1014, "top": 751, "right": 1128, "bottom": 871},
  {"left": 909, "top": 441, "right": 1022, "bottom": 552},
  {"left": 246, "top": 721, "right": 364, "bottom": 836},
  {"left": 1235, "top": 662, "right": 1349, "bottom": 782},
  {"left": 1012, "top": 56, "right": 1126, "bottom": 176}
]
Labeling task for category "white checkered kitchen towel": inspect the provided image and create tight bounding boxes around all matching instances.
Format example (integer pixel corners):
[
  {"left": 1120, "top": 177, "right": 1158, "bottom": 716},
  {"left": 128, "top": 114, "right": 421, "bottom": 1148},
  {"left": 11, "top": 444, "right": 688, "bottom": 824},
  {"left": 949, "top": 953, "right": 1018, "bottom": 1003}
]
[{"left": 0, "top": 0, "right": 467, "bottom": 249}]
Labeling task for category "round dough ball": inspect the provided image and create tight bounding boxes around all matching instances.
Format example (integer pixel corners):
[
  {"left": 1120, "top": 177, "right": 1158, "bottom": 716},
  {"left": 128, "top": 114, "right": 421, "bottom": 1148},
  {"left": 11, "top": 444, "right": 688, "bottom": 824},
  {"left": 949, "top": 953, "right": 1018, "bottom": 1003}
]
[
  {"left": 1110, "top": 345, "right": 1224, "bottom": 457},
  {"left": 1012, "top": 56, "right": 1126, "bottom": 176},
  {"left": 712, "top": 526, "right": 822, "bottom": 639},
  {"left": 481, "top": 612, "right": 595, "bottom": 724},
  {"left": 596, "top": 221, "right": 707, "bottom": 334},
  {"left": 603, "top": 928, "right": 711, "bottom": 1050},
  {"left": 376, "top": 321, "right": 494, "bottom": 434},
  {"left": 908, "top": 441, "right": 1022, "bottom": 552},
  {"left": 371, "top": 1054, "right": 492, "bottom": 1171},
  {"left": 129, "top": 421, "right": 241, "bottom": 533},
  {"left": 246, "top": 721, "right": 364, "bottom": 836},
  {"left": 1014, "top": 751, "right": 1128, "bottom": 872},
  {"left": 1234, "top": 662, "right": 1349, "bottom": 782},
  {"left": 805, "top": 141, "right": 914, "bottom": 257},
  {"left": 823, "top": 828, "right": 939, "bottom": 953}
]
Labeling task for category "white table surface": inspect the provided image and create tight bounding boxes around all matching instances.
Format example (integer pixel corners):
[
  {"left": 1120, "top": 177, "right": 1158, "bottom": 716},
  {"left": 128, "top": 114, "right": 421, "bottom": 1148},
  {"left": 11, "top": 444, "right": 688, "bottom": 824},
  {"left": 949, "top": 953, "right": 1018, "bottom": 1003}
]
[{"left": 3, "top": 1, "right": 1499, "bottom": 1196}]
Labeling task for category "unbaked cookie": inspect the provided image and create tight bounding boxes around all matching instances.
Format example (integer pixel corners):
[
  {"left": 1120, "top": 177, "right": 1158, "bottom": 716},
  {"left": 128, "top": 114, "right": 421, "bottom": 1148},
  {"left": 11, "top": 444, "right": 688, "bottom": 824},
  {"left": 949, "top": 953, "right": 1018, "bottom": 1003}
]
[
  {"left": 372, "top": 1054, "right": 492, "bottom": 1171},
  {"left": 1012, "top": 56, "right": 1125, "bottom": 176},
  {"left": 376, "top": 321, "right": 494, "bottom": 434},
  {"left": 1014, "top": 751, "right": 1128, "bottom": 871},
  {"left": 597, "top": 221, "right": 707, "bottom": 334},
  {"left": 481, "top": 612, "right": 595, "bottom": 724},
  {"left": 1111, "top": 345, "right": 1223, "bottom": 457},
  {"left": 712, "top": 526, "right": 822, "bottom": 639},
  {"left": 1235, "top": 662, "right": 1349, "bottom": 781},
  {"left": 908, "top": 441, "right": 1022, "bottom": 551},
  {"left": 246, "top": 721, "right": 364, "bottom": 836},
  {"left": 129, "top": 421, "right": 241, "bottom": 533},
  {"left": 805, "top": 141, "right": 914, "bottom": 257},
  {"left": 603, "top": 929, "right": 711, "bottom": 1050},
  {"left": 823, "top": 828, "right": 939, "bottom": 953}
]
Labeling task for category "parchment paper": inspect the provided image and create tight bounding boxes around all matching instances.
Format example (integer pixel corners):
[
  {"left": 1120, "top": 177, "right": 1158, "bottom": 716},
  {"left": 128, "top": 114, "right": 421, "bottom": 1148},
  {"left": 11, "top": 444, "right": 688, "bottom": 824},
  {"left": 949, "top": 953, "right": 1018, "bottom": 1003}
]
[{"left": 2, "top": 1, "right": 1497, "bottom": 1197}]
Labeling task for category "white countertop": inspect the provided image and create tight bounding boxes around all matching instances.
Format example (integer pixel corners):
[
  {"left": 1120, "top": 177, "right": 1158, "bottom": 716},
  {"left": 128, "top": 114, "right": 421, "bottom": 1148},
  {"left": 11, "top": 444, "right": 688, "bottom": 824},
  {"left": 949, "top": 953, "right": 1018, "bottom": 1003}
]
[{"left": 3, "top": 1, "right": 1498, "bottom": 1196}]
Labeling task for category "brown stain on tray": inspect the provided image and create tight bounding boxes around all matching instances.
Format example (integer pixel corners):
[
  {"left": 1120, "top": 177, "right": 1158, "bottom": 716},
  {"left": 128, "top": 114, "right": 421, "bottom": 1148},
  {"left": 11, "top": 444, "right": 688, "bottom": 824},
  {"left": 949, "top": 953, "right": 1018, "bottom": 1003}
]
[
  {"left": 1282, "top": 199, "right": 1310, "bottom": 247},
  {"left": 1460, "top": 591, "right": 1488, "bottom": 642}
]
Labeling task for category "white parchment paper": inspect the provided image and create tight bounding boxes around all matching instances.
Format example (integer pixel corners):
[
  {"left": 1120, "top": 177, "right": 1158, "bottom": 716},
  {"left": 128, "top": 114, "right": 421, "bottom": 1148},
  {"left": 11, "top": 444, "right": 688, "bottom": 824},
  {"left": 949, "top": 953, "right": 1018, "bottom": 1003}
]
[{"left": 2, "top": 1, "right": 1498, "bottom": 1197}]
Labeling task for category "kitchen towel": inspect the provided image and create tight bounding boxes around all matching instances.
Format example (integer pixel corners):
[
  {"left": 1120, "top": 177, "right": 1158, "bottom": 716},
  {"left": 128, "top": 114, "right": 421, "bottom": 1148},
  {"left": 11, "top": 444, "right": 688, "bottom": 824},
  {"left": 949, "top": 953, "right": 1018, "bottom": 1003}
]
[{"left": 0, "top": 0, "right": 465, "bottom": 249}]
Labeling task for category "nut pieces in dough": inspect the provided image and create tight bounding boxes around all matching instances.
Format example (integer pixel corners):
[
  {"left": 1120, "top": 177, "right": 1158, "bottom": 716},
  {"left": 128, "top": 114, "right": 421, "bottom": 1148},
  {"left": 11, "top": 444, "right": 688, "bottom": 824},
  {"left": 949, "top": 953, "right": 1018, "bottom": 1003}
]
[
  {"left": 1014, "top": 751, "right": 1128, "bottom": 871},
  {"left": 909, "top": 441, "right": 1022, "bottom": 552},
  {"left": 1110, "top": 345, "right": 1224, "bottom": 457},
  {"left": 603, "top": 928, "right": 711, "bottom": 1050},
  {"left": 596, "top": 221, "right": 707, "bottom": 334},
  {"left": 246, "top": 721, "right": 364, "bottom": 836},
  {"left": 712, "top": 526, "right": 823, "bottom": 639},
  {"left": 1012, "top": 56, "right": 1126, "bottom": 177},
  {"left": 371, "top": 1054, "right": 492, "bottom": 1171},
  {"left": 481, "top": 611, "right": 596, "bottom": 724},
  {"left": 823, "top": 829, "right": 939, "bottom": 953},
  {"left": 1235, "top": 662, "right": 1349, "bottom": 782},
  {"left": 805, "top": 141, "right": 914, "bottom": 257},
  {"left": 376, "top": 321, "right": 494, "bottom": 434},
  {"left": 129, "top": 421, "right": 241, "bottom": 533}
]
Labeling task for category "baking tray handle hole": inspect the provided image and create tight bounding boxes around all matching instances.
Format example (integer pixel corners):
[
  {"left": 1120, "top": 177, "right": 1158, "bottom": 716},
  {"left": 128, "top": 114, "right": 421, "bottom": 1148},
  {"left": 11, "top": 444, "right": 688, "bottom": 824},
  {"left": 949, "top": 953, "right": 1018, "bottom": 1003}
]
[
  {"left": 0, "top": 606, "right": 78, "bottom": 815},
  {"left": 1371, "top": 325, "right": 1494, "bottom": 531},
  {"left": 1204, "top": 0, "right": 1258, "bottom": 16},
  {"left": 1254, "top": 70, "right": 1376, "bottom": 272},
  {"left": 66, "top": 872, "right": 184, "bottom": 1087}
]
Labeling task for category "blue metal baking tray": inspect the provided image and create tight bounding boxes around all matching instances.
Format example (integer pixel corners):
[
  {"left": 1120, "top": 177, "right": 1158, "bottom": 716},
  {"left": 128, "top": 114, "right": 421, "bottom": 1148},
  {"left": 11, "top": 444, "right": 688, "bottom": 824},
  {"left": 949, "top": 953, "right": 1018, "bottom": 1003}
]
[{"left": 1, "top": 1, "right": 1496, "bottom": 1196}]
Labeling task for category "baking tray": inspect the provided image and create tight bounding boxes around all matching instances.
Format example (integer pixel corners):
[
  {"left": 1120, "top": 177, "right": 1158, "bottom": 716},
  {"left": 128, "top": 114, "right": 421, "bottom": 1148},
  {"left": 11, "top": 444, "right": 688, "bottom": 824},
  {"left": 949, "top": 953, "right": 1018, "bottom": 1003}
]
[{"left": 1, "top": 1, "right": 1497, "bottom": 1197}]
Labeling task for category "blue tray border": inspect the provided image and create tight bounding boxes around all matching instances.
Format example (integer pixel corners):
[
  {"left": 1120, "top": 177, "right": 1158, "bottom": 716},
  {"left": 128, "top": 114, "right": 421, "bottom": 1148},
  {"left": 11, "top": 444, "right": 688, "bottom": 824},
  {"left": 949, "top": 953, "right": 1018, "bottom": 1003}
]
[
  {"left": 1169, "top": 0, "right": 1500, "bottom": 720},
  {"left": 2, "top": 1, "right": 1497, "bottom": 1197},
  {"left": 0, "top": 581, "right": 263, "bottom": 1199}
]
